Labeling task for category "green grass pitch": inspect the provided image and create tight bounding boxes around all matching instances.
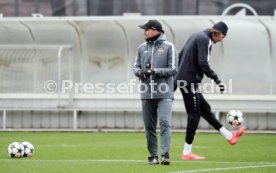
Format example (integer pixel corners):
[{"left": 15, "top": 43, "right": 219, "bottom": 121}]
[{"left": 0, "top": 131, "right": 276, "bottom": 173}]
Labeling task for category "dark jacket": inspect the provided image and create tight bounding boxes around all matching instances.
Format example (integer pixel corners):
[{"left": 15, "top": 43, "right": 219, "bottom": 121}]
[
  {"left": 133, "top": 34, "right": 178, "bottom": 99},
  {"left": 174, "top": 29, "right": 220, "bottom": 86}
]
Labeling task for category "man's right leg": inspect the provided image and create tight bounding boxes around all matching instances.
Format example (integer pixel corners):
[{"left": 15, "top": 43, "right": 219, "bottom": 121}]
[
  {"left": 180, "top": 87, "right": 200, "bottom": 145},
  {"left": 180, "top": 87, "right": 205, "bottom": 160},
  {"left": 142, "top": 99, "right": 159, "bottom": 164}
]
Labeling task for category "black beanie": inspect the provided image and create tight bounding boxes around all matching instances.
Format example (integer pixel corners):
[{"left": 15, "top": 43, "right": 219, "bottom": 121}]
[{"left": 212, "top": 21, "right": 228, "bottom": 36}]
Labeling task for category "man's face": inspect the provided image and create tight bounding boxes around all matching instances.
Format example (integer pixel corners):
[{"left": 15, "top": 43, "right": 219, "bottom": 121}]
[
  {"left": 144, "top": 29, "right": 159, "bottom": 39},
  {"left": 212, "top": 32, "right": 225, "bottom": 43}
]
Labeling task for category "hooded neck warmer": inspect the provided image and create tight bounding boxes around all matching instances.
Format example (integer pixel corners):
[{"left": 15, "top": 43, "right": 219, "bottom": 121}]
[{"left": 146, "top": 33, "right": 161, "bottom": 43}]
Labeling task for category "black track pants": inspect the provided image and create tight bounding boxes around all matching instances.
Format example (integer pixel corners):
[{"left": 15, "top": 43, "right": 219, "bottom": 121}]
[{"left": 179, "top": 84, "right": 223, "bottom": 144}]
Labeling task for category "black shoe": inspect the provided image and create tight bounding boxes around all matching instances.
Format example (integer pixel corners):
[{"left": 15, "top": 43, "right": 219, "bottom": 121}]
[
  {"left": 161, "top": 153, "right": 170, "bottom": 165},
  {"left": 148, "top": 156, "right": 159, "bottom": 165}
]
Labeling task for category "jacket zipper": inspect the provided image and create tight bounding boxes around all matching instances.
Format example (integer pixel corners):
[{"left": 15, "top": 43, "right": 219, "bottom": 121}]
[{"left": 150, "top": 42, "right": 156, "bottom": 99}]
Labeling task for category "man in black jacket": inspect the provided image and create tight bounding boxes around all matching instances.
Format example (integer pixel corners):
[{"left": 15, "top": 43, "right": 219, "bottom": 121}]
[{"left": 174, "top": 21, "right": 245, "bottom": 160}]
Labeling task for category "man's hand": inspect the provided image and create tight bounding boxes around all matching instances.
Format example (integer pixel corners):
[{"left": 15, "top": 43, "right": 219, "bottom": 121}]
[
  {"left": 144, "top": 69, "right": 159, "bottom": 76},
  {"left": 137, "top": 70, "right": 149, "bottom": 80}
]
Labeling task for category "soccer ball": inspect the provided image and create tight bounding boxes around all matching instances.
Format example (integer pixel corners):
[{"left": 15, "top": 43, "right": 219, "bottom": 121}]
[
  {"left": 8, "top": 142, "right": 24, "bottom": 158},
  {"left": 21, "top": 141, "right": 35, "bottom": 157},
  {"left": 226, "top": 110, "right": 244, "bottom": 127}
]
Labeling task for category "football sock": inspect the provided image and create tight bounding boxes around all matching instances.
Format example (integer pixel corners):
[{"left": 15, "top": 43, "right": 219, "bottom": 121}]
[
  {"left": 219, "top": 127, "right": 232, "bottom": 140},
  {"left": 183, "top": 142, "right": 192, "bottom": 155}
]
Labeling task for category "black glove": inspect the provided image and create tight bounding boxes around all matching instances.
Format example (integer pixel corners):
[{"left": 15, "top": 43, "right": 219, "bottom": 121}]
[
  {"left": 137, "top": 70, "right": 150, "bottom": 80},
  {"left": 218, "top": 83, "right": 225, "bottom": 94},
  {"left": 144, "top": 69, "right": 159, "bottom": 76}
]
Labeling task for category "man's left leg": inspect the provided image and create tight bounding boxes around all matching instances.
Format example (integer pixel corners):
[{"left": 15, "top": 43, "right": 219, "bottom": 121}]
[
  {"left": 199, "top": 94, "right": 245, "bottom": 145},
  {"left": 158, "top": 98, "right": 173, "bottom": 165}
]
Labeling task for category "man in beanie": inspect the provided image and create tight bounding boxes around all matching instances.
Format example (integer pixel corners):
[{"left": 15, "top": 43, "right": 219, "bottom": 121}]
[
  {"left": 174, "top": 21, "right": 245, "bottom": 160},
  {"left": 133, "top": 20, "right": 177, "bottom": 165}
]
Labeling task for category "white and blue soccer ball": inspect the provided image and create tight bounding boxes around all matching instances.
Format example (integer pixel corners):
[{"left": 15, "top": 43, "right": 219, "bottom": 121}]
[
  {"left": 227, "top": 110, "right": 244, "bottom": 127},
  {"left": 8, "top": 142, "right": 24, "bottom": 158},
  {"left": 21, "top": 141, "right": 35, "bottom": 157}
]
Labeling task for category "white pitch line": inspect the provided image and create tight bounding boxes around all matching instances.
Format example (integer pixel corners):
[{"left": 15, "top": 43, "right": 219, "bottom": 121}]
[
  {"left": 0, "top": 159, "right": 145, "bottom": 163},
  {"left": 169, "top": 164, "right": 276, "bottom": 173},
  {"left": 0, "top": 159, "right": 276, "bottom": 166}
]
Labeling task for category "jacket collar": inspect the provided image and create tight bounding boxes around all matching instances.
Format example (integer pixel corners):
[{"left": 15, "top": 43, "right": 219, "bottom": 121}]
[
  {"left": 146, "top": 33, "right": 166, "bottom": 45},
  {"left": 204, "top": 29, "right": 214, "bottom": 42}
]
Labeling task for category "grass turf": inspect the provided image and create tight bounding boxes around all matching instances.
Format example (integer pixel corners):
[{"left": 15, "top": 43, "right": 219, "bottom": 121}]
[{"left": 0, "top": 131, "right": 276, "bottom": 173}]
